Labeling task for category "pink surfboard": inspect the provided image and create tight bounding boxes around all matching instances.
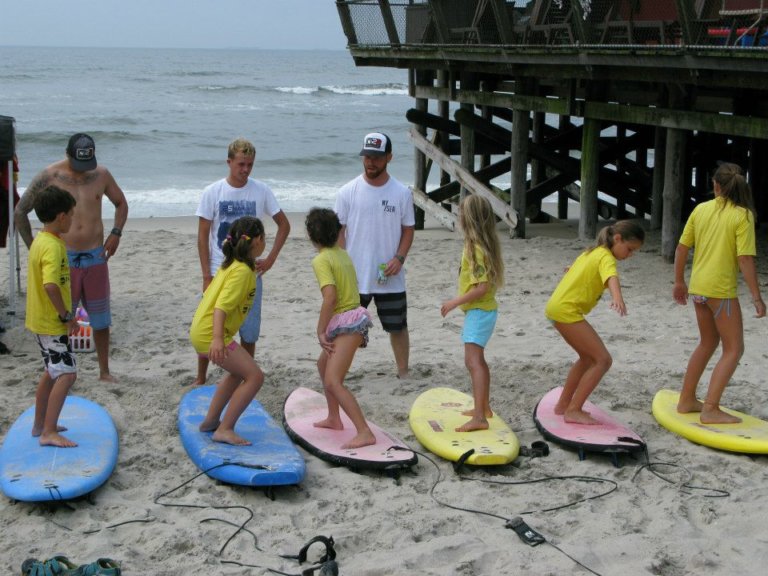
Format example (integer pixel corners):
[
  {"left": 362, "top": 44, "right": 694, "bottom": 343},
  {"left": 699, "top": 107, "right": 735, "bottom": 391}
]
[
  {"left": 282, "top": 387, "right": 417, "bottom": 473},
  {"left": 534, "top": 387, "right": 645, "bottom": 465}
]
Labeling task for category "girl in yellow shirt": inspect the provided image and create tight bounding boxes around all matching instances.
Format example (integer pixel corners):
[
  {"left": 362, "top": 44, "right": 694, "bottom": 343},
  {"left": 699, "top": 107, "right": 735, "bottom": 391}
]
[
  {"left": 190, "top": 217, "right": 266, "bottom": 445},
  {"left": 441, "top": 195, "right": 504, "bottom": 432},
  {"left": 306, "top": 207, "right": 375, "bottom": 449},
  {"left": 545, "top": 220, "right": 644, "bottom": 425},
  {"left": 673, "top": 163, "right": 766, "bottom": 424}
]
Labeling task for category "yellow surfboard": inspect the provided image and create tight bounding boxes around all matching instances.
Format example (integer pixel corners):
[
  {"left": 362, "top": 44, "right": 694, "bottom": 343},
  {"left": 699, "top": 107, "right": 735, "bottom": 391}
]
[
  {"left": 409, "top": 387, "right": 519, "bottom": 465},
  {"left": 652, "top": 389, "right": 768, "bottom": 454}
]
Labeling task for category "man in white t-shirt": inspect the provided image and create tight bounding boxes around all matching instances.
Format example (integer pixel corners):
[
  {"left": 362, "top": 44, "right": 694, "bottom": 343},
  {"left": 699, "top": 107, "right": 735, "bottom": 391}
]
[
  {"left": 194, "top": 137, "right": 290, "bottom": 384},
  {"left": 335, "top": 132, "right": 415, "bottom": 378}
]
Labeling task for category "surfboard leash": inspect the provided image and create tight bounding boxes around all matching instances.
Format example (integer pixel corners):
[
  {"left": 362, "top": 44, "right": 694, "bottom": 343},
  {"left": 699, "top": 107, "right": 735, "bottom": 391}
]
[
  {"left": 630, "top": 443, "right": 730, "bottom": 498},
  {"left": 392, "top": 446, "right": 604, "bottom": 576}
]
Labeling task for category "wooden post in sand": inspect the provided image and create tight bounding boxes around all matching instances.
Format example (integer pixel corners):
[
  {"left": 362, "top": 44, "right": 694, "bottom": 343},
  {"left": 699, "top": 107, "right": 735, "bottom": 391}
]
[
  {"left": 661, "top": 127, "right": 687, "bottom": 262},
  {"left": 580, "top": 117, "right": 600, "bottom": 240}
]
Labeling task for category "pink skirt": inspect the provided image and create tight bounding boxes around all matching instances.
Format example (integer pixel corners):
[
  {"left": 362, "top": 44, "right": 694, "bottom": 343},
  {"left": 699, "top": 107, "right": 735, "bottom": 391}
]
[{"left": 326, "top": 306, "right": 373, "bottom": 347}]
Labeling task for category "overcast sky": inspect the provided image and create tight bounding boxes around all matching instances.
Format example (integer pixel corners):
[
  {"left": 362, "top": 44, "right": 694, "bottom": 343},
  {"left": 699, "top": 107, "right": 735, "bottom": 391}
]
[{"left": 2, "top": 0, "right": 349, "bottom": 50}]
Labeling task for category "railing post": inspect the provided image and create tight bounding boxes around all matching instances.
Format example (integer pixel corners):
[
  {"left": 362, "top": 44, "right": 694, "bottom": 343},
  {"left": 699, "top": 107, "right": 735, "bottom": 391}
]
[{"left": 379, "top": 0, "right": 402, "bottom": 46}]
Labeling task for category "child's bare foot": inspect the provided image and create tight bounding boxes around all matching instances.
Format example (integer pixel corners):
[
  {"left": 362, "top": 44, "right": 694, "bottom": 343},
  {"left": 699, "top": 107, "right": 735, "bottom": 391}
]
[
  {"left": 39, "top": 432, "right": 78, "bottom": 448},
  {"left": 199, "top": 420, "right": 220, "bottom": 433},
  {"left": 192, "top": 374, "right": 207, "bottom": 386},
  {"left": 456, "top": 417, "right": 489, "bottom": 432},
  {"left": 677, "top": 398, "right": 704, "bottom": 413},
  {"left": 563, "top": 409, "right": 599, "bottom": 425},
  {"left": 462, "top": 408, "right": 493, "bottom": 418},
  {"left": 313, "top": 417, "right": 344, "bottom": 430},
  {"left": 32, "top": 425, "right": 67, "bottom": 437},
  {"left": 341, "top": 429, "right": 376, "bottom": 449},
  {"left": 212, "top": 429, "right": 251, "bottom": 445},
  {"left": 100, "top": 372, "right": 118, "bottom": 383},
  {"left": 700, "top": 407, "right": 742, "bottom": 425},
  {"left": 553, "top": 399, "right": 571, "bottom": 416}
]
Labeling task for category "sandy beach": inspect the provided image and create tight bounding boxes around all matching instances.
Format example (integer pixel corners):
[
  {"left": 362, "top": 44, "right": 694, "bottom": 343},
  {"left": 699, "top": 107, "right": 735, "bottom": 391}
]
[{"left": 1, "top": 211, "right": 767, "bottom": 575}]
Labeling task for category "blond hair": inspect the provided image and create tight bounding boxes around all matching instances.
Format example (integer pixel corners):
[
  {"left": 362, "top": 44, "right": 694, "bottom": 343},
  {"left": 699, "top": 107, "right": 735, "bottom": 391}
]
[
  {"left": 460, "top": 194, "right": 504, "bottom": 288},
  {"left": 228, "top": 138, "right": 256, "bottom": 159}
]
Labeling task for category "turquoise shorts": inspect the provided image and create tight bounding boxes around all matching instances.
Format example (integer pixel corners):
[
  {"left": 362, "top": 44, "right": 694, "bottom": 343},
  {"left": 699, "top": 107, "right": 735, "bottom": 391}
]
[{"left": 462, "top": 308, "right": 498, "bottom": 348}]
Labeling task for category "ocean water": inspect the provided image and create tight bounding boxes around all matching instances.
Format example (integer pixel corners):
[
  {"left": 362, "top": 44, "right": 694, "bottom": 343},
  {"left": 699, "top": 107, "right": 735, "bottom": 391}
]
[{"left": 0, "top": 46, "right": 415, "bottom": 218}]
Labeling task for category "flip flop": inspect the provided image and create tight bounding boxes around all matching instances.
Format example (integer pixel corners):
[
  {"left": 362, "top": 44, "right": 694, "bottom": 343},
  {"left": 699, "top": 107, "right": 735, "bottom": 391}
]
[
  {"left": 21, "top": 555, "right": 79, "bottom": 576},
  {"left": 77, "top": 559, "right": 121, "bottom": 576}
]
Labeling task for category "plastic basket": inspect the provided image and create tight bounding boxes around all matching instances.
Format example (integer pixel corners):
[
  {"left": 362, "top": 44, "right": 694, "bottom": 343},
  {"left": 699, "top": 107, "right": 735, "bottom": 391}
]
[{"left": 71, "top": 321, "right": 96, "bottom": 353}]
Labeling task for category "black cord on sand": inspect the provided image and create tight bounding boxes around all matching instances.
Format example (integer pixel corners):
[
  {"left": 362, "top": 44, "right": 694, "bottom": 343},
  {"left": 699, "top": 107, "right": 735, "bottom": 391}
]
[
  {"left": 153, "top": 462, "right": 262, "bottom": 557},
  {"left": 394, "top": 447, "right": 604, "bottom": 576},
  {"left": 632, "top": 445, "right": 730, "bottom": 498}
]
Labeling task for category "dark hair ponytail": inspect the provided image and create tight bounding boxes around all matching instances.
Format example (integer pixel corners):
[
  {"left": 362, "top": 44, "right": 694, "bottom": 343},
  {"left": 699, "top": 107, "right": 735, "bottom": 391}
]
[
  {"left": 221, "top": 216, "right": 265, "bottom": 270},
  {"left": 592, "top": 220, "right": 645, "bottom": 251},
  {"left": 713, "top": 162, "right": 755, "bottom": 216}
]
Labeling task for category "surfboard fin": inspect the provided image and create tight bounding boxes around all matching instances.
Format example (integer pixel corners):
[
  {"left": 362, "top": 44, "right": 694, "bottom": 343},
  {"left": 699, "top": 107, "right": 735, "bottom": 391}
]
[{"left": 506, "top": 517, "right": 546, "bottom": 546}]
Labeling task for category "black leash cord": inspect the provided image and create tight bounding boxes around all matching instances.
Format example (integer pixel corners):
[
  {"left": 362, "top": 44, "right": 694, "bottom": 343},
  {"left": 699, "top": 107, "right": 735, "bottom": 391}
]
[
  {"left": 632, "top": 446, "right": 730, "bottom": 498},
  {"left": 406, "top": 447, "right": 604, "bottom": 576}
]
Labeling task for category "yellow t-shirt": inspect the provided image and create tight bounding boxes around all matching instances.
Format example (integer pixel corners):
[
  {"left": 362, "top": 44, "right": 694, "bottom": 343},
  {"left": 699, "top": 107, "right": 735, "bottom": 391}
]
[
  {"left": 679, "top": 197, "right": 756, "bottom": 299},
  {"left": 311, "top": 246, "right": 360, "bottom": 315},
  {"left": 25, "top": 231, "right": 71, "bottom": 336},
  {"left": 545, "top": 246, "right": 617, "bottom": 323},
  {"left": 189, "top": 260, "right": 256, "bottom": 353},
  {"left": 458, "top": 245, "right": 498, "bottom": 312}
]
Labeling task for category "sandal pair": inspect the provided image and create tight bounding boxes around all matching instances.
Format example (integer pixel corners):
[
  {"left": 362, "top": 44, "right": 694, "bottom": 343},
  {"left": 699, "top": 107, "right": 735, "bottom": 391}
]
[
  {"left": 21, "top": 557, "right": 120, "bottom": 576},
  {"left": 21, "top": 556, "right": 78, "bottom": 576}
]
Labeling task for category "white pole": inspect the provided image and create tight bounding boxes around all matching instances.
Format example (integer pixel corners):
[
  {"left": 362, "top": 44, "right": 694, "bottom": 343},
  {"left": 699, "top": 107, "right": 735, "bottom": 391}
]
[{"left": 6, "top": 159, "right": 15, "bottom": 326}]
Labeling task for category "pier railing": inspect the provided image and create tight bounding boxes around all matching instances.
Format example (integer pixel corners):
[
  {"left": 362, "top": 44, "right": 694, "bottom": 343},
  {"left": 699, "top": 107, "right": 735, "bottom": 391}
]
[{"left": 336, "top": 0, "right": 768, "bottom": 50}]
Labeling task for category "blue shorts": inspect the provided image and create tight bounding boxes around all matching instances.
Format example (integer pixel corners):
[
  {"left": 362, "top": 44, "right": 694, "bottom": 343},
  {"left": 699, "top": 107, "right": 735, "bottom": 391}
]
[
  {"left": 68, "top": 248, "right": 111, "bottom": 330},
  {"left": 462, "top": 309, "right": 498, "bottom": 348},
  {"left": 239, "top": 274, "right": 263, "bottom": 344}
]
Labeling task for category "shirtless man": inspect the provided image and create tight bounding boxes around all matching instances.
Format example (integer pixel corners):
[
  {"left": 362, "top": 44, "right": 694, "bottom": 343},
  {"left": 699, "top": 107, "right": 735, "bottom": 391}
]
[{"left": 15, "top": 133, "right": 128, "bottom": 382}]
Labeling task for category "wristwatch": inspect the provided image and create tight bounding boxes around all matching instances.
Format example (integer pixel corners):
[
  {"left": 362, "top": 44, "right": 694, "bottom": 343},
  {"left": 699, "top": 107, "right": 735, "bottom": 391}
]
[
  {"left": 110, "top": 227, "right": 122, "bottom": 237},
  {"left": 59, "top": 311, "right": 72, "bottom": 323},
  {"left": 395, "top": 254, "right": 405, "bottom": 264}
]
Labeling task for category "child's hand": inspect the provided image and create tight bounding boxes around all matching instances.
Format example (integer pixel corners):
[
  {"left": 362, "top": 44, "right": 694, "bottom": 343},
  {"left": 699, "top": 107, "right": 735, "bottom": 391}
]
[
  {"left": 609, "top": 298, "right": 627, "bottom": 316},
  {"left": 208, "top": 338, "right": 227, "bottom": 365},
  {"left": 754, "top": 297, "right": 766, "bottom": 318},
  {"left": 672, "top": 281, "right": 688, "bottom": 305},
  {"left": 440, "top": 299, "right": 457, "bottom": 317},
  {"left": 318, "top": 332, "right": 334, "bottom": 354},
  {"left": 67, "top": 318, "right": 79, "bottom": 336}
]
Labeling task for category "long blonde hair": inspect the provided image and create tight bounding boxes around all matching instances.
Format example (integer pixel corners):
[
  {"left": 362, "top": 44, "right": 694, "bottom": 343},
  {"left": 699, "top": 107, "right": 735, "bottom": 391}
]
[{"left": 460, "top": 194, "right": 504, "bottom": 288}]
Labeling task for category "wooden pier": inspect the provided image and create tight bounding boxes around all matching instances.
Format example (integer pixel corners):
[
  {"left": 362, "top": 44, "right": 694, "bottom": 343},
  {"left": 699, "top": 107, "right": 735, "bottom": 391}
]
[{"left": 336, "top": 0, "right": 768, "bottom": 259}]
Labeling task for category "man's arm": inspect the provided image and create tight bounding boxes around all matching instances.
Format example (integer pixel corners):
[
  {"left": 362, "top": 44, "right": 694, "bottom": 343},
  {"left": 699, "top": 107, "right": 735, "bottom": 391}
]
[
  {"left": 257, "top": 210, "right": 291, "bottom": 274},
  {"left": 198, "top": 217, "right": 213, "bottom": 292},
  {"left": 337, "top": 225, "right": 347, "bottom": 249},
  {"left": 101, "top": 169, "right": 129, "bottom": 258},
  {"left": 13, "top": 170, "right": 52, "bottom": 249},
  {"left": 384, "top": 225, "right": 415, "bottom": 276}
]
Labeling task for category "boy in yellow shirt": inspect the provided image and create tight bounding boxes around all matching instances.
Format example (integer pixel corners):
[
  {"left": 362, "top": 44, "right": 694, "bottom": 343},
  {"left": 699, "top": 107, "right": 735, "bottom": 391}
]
[{"left": 25, "top": 185, "right": 80, "bottom": 447}]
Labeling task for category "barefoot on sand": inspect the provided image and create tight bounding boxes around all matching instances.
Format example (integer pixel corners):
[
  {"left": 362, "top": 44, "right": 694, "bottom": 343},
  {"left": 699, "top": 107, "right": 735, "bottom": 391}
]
[
  {"left": 39, "top": 432, "right": 77, "bottom": 448},
  {"left": 341, "top": 430, "right": 376, "bottom": 450},
  {"left": 456, "top": 418, "right": 489, "bottom": 432},
  {"left": 212, "top": 429, "right": 251, "bottom": 446}
]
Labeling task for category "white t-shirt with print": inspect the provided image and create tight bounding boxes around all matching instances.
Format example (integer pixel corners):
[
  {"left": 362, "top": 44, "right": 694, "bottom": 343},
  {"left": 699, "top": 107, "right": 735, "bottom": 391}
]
[
  {"left": 196, "top": 177, "right": 281, "bottom": 275},
  {"left": 335, "top": 174, "right": 415, "bottom": 294}
]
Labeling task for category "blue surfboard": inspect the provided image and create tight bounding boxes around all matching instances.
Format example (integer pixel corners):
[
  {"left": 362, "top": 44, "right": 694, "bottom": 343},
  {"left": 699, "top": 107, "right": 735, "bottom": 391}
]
[
  {"left": 178, "top": 386, "right": 305, "bottom": 487},
  {"left": 0, "top": 396, "right": 119, "bottom": 502}
]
